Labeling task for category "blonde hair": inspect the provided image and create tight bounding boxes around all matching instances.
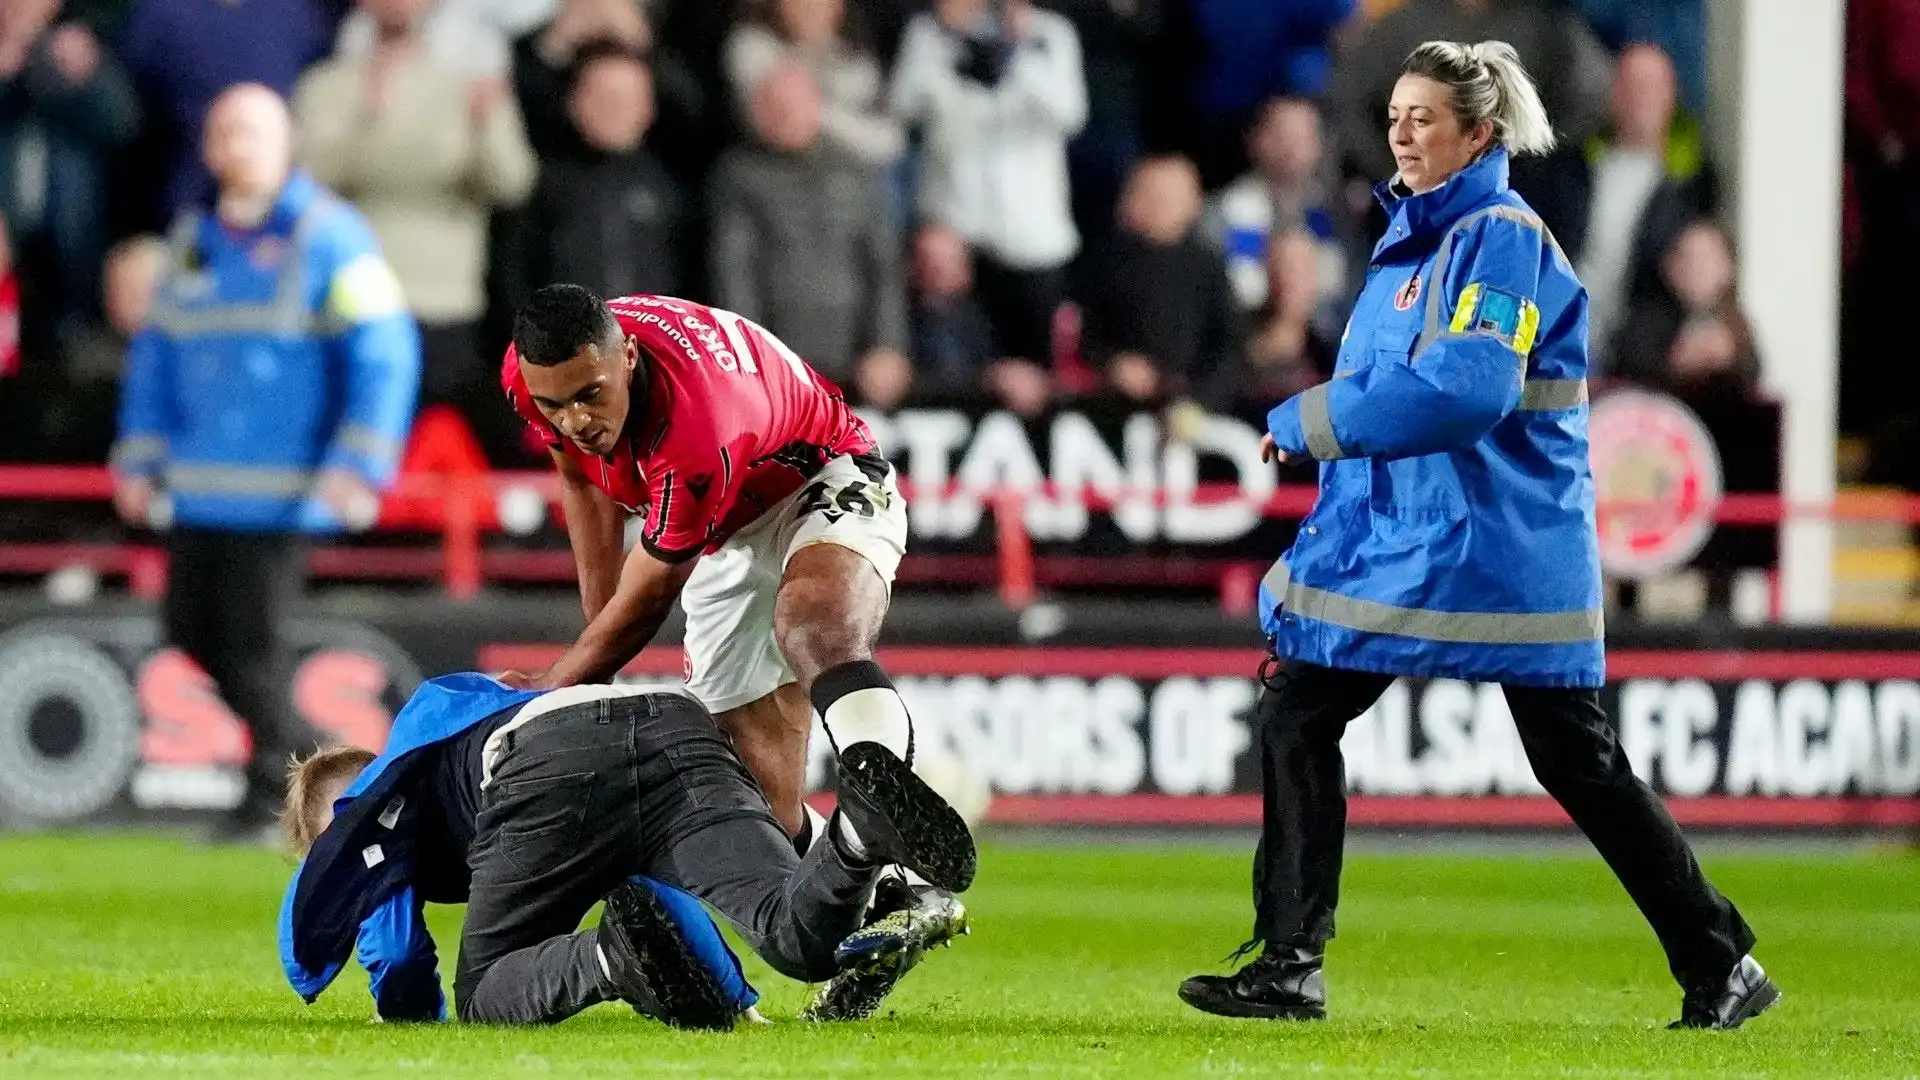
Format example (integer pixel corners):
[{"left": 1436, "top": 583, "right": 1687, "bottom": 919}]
[
  {"left": 281, "top": 745, "right": 376, "bottom": 856},
  {"left": 1402, "top": 40, "right": 1557, "bottom": 157}
]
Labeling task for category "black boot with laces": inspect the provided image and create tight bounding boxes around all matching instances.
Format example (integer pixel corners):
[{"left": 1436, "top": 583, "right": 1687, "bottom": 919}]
[{"left": 1179, "top": 942, "right": 1327, "bottom": 1020}]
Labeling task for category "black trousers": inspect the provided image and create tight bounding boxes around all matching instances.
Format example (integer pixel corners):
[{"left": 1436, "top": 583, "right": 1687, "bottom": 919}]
[
  {"left": 1251, "top": 660, "right": 1757, "bottom": 994},
  {"left": 973, "top": 256, "right": 1067, "bottom": 365},
  {"left": 455, "top": 692, "right": 877, "bottom": 1024},
  {"left": 163, "top": 529, "right": 307, "bottom": 812}
]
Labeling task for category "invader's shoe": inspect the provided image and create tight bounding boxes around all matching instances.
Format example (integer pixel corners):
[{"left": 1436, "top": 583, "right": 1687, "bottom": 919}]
[{"left": 597, "top": 880, "right": 740, "bottom": 1031}]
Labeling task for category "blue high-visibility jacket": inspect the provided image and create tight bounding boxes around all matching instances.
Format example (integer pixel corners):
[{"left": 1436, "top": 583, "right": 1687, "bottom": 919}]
[
  {"left": 278, "top": 673, "right": 758, "bottom": 1021},
  {"left": 112, "top": 170, "right": 421, "bottom": 533},
  {"left": 1261, "top": 148, "right": 1604, "bottom": 689}
]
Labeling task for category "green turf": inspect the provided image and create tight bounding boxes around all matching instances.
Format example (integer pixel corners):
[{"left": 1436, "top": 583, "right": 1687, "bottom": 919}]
[{"left": 1, "top": 834, "right": 1917, "bottom": 1079}]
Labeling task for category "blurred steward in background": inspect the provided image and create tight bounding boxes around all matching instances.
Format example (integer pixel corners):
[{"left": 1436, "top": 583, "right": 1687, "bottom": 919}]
[{"left": 110, "top": 84, "right": 420, "bottom": 839}]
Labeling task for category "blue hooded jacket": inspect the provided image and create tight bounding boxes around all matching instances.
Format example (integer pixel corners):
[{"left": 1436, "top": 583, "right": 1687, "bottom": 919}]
[
  {"left": 278, "top": 673, "right": 757, "bottom": 1020},
  {"left": 1261, "top": 148, "right": 1604, "bottom": 689}
]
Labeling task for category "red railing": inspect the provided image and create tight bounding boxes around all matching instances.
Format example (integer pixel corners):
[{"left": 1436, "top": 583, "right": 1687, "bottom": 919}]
[{"left": 4, "top": 465, "right": 1920, "bottom": 611}]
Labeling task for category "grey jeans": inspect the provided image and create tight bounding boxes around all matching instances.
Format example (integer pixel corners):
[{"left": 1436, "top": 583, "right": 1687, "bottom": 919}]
[{"left": 453, "top": 691, "right": 873, "bottom": 1023}]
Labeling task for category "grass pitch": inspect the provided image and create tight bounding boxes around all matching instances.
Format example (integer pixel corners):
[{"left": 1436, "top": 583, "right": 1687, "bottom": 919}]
[{"left": 0, "top": 833, "right": 1916, "bottom": 1079}]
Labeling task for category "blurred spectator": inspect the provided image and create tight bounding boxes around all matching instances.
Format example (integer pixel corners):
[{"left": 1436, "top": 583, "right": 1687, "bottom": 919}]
[
  {"left": 1206, "top": 229, "right": 1336, "bottom": 413},
  {"left": 725, "top": 0, "right": 902, "bottom": 168},
  {"left": 1611, "top": 220, "right": 1759, "bottom": 399},
  {"left": 463, "top": 0, "right": 562, "bottom": 37},
  {"left": 890, "top": 0, "right": 1087, "bottom": 365},
  {"left": 61, "top": 232, "right": 164, "bottom": 384},
  {"left": 100, "top": 233, "right": 164, "bottom": 338},
  {"left": 1570, "top": 0, "right": 1705, "bottom": 114},
  {"left": 1328, "top": 0, "right": 1609, "bottom": 182},
  {"left": 1843, "top": 0, "right": 1920, "bottom": 440},
  {"left": 1160, "top": 0, "right": 1356, "bottom": 188},
  {"left": 851, "top": 342, "right": 915, "bottom": 411},
  {"left": 293, "top": 0, "right": 536, "bottom": 461},
  {"left": 710, "top": 63, "right": 908, "bottom": 384},
  {"left": 1204, "top": 96, "right": 1352, "bottom": 321},
  {"left": 119, "top": 0, "right": 334, "bottom": 225},
  {"left": 112, "top": 85, "right": 419, "bottom": 838},
  {"left": 0, "top": 0, "right": 140, "bottom": 339},
  {"left": 909, "top": 222, "right": 999, "bottom": 399},
  {"left": 502, "top": 42, "right": 685, "bottom": 307},
  {"left": 1045, "top": 0, "right": 1160, "bottom": 247},
  {"left": 1516, "top": 43, "right": 1713, "bottom": 373},
  {"left": 985, "top": 357, "right": 1054, "bottom": 418},
  {"left": 1077, "top": 155, "right": 1241, "bottom": 404},
  {"left": 333, "top": 0, "right": 513, "bottom": 78},
  {"left": 0, "top": 213, "right": 17, "bottom": 378},
  {"left": 510, "top": 0, "right": 707, "bottom": 174}
]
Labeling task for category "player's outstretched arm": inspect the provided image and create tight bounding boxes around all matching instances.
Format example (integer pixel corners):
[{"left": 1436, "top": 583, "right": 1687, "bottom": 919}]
[
  {"left": 512, "top": 541, "right": 699, "bottom": 689},
  {"left": 552, "top": 448, "right": 627, "bottom": 624}
]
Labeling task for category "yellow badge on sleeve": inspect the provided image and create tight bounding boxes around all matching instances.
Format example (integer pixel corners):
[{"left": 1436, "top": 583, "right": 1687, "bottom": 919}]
[
  {"left": 328, "top": 254, "right": 408, "bottom": 324},
  {"left": 1449, "top": 282, "right": 1540, "bottom": 356}
]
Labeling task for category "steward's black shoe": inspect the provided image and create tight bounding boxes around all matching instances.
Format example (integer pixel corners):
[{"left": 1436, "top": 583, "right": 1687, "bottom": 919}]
[
  {"left": 1179, "top": 944, "right": 1327, "bottom": 1020},
  {"left": 834, "top": 742, "right": 977, "bottom": 892},
  {"left": 1669, "top": 955, "right": 1781, "bottom": 1030},
  {"left": 597, "top": 881, "right": 739, "bottom": 1030}
]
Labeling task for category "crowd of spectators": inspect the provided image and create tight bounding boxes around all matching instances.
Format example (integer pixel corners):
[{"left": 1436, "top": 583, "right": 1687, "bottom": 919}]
[{"left": 0, "top": 0, "right": 1782, "bottom": 472}]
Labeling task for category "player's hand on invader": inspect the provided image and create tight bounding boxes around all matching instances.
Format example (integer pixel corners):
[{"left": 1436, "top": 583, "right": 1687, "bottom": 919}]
[{"left": 496, "top": 669, "right": 550, "bottom": 691}]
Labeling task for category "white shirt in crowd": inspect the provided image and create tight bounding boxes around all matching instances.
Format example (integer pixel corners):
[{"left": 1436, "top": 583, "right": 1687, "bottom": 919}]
[
  {"left": 889, "top": 9, "right": 1088, "bottom": 272},
  {"left": 334, "top": 1, "right": 513, "bottom": 80},
  {"left": 1576, "top": 148, "right": 1663, "bottom": 369}
]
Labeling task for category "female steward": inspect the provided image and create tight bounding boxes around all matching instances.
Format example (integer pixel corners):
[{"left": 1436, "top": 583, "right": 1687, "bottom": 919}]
[{"left": 1178, "top": 41, "right": 1777, "bottom": 1031}]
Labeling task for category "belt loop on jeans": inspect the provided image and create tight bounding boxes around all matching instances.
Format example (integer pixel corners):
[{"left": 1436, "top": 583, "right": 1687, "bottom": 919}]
[
  {"left": 597, "top": 698, "right": 612, "bottom": 724},
  {"left": 645, "top": 693, "right": 661, "bottom": 717}
]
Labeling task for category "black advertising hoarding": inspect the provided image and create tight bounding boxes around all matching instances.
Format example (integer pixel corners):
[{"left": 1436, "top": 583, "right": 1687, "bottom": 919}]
[
  {"left": 482, "top": 645, "right": 1920, "bottom": 830},
  {"left": 0, "top": 599, "right": 1915, "bottom": 830}
]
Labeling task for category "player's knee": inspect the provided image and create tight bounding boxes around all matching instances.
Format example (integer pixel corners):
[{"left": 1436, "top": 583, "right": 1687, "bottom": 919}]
[{"left": 774, "top": 581, "right": 873, "bottom": 683}]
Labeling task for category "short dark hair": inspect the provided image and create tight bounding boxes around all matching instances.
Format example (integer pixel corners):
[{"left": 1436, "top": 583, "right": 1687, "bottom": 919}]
[{"left": 513, "top": 284, "right": 621, "bottom": 367}]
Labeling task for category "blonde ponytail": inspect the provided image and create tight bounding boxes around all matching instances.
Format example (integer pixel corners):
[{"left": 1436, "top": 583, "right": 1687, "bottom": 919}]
[
  {"left": 1403, "top": 40, "right": 1558, "bottom": 157},
  {"left": 1470, "top": 41, "right": 1556, "bottom": 155}
]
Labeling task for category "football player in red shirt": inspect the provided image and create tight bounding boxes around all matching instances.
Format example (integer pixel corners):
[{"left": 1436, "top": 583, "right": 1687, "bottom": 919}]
[{"left": 499, "top": 285, "right": 974, "bottom": 902}]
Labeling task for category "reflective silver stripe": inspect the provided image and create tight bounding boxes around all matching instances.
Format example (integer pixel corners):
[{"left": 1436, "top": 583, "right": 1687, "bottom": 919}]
[
  {"left": 1261, "top": 557, "right": 1291, "bottom": 601},
  {"left": 150, "top": 307, "right": 316, "bottom": 337},
  {"left": 149, "top": 203, "right": 327, "bottom": 340},
  {"left": 1282, "top": 581, "right": 1603, "bottom": 645},
  {"left": 110, "top": 436, "right": 167, "bottom": 470},
  {"left": 166, "top": 464, "right": 315, "bottom": 497},
  {"left": 1298, "top": 382, "right": 1344, "bottom": 461},
  {"left": 332, "top": 423, "right": 398, "bottom": 461},
  {"left": 1519, "top": 378, "right": 1587, "bottom": 411}
]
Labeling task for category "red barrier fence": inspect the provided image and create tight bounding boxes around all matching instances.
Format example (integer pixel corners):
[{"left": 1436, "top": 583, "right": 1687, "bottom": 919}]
[{"left": 4, "top": 465, "right": 1920, "bottom": 610}]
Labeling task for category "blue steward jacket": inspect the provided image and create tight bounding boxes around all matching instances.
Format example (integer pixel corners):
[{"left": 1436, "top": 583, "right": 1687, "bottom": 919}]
[
  {"left": 112, "top": 170, "right": 421, "bottom": 533},
  {"left": 278, "top": 674, "right": 758, "bottom": 1021},
  {"left": 1262, "top": 148, "right": 1604, "bottom": 689}
]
